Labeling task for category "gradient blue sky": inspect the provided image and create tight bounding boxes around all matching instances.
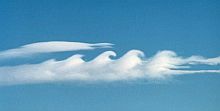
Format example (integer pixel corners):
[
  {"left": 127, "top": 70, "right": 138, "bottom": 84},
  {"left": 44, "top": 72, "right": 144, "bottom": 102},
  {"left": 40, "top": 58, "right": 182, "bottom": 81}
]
[{"left": 0, "top": 0, "right": 220, "bottom": 111}]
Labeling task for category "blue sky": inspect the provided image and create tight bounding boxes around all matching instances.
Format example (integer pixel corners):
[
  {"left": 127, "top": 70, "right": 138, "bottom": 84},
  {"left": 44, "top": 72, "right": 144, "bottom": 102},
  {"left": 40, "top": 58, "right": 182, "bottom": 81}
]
[{"left": 0, "top": 0, "right": 220, "bottom": 111}]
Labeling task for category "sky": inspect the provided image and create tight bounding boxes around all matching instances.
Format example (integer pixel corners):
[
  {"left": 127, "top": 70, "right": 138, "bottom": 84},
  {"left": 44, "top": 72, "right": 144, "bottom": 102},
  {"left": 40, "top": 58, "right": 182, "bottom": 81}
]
[{"left": 0, "top": 0, "right": 220, "bottom": 111}]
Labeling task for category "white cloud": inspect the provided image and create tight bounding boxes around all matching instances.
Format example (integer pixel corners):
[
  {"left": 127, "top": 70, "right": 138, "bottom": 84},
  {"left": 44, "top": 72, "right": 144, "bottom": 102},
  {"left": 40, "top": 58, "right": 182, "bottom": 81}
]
[
  {"left": 0, "top": 41, "right": 113, "bottom": 59},
  {"left": 0, "top": 49, "right": 219, "bottom": 85}
]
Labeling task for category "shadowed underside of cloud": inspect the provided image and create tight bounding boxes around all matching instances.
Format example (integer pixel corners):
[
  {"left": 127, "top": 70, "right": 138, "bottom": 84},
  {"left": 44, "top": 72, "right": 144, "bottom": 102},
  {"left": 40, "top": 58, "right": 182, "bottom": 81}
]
[
  {"left": 0, "top": 41, "right": 113, "bottom": 59},
  {"left": 0, "top": 48, "right": 219, "bottom": 85}
]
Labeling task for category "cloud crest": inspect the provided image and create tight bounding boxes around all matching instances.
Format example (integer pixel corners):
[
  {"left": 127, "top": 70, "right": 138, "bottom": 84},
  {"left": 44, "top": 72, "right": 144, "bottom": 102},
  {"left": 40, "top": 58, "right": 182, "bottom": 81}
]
[
  {"left": 0, "top": 49, "right": 219, "bottom": 85},
  {"left": 0, "top": 41, "right": 113, "bottom": 59}
]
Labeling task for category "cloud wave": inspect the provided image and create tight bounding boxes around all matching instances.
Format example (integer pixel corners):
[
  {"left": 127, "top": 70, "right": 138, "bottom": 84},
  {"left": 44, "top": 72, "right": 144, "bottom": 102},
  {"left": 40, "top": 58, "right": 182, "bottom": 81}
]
[
  {"left": 0, "top": 41, "right": 113, "bottom": 59},
  {"left": 0, "top": 50, "right": 219, "bottom": 85}
]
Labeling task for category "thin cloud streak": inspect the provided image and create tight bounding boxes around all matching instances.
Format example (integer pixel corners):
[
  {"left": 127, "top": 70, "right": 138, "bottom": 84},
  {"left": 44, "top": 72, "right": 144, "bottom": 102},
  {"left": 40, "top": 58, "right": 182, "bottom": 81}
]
[{"left": 0, "top": 41, "right": 113, "bottom": 59}]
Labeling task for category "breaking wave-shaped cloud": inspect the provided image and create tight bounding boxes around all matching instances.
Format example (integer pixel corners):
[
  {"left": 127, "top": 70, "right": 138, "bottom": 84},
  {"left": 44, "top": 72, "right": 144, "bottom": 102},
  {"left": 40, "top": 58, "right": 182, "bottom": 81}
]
[{"left": 0, "top": 50, "right": 219, "bottom": 85}]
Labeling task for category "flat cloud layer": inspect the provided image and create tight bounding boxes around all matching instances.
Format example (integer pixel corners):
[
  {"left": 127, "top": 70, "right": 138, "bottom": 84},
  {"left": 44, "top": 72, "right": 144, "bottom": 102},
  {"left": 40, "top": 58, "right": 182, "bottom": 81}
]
[
  {"left": 0, "top": 47, "right": 220, "bottom": 85},
  {"left": 0, "top": 41, "right": 113, "bottom": 59}
]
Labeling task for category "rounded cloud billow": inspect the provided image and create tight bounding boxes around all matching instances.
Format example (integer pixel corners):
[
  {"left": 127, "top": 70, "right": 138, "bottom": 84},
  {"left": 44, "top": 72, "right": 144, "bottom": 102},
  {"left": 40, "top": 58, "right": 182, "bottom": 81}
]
[{"left": 0, "top": 41, "right": 219, "bottom": 85}]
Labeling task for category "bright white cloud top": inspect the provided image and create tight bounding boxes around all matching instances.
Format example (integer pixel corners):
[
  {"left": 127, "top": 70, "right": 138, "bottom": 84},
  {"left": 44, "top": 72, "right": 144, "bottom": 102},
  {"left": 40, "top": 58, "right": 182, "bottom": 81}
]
[
  {"left": 0, "top": 41, "right": 113, "bottom": 59},
  {"left": 0, "top": 41, "right": 219, "bottom": 85}
]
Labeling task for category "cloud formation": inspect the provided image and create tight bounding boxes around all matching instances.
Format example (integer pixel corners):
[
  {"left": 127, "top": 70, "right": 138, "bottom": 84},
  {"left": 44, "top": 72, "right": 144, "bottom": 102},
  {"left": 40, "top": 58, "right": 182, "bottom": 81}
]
[
  {"left": 0, "top": 49, "right": 219, "bottom": 85},
  {"left": 0, "top": 41, "right": 113, "bottom": 59}
]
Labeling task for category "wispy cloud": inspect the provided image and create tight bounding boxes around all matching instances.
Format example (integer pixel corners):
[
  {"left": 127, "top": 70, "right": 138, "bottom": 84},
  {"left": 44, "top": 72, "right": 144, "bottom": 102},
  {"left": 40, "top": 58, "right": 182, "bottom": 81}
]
[
  {"left": 0, "top": 41, "right": 113, "bottom": 59},
  {"left": 0, "top": 48, "right": 219, "bottom": 85}
]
